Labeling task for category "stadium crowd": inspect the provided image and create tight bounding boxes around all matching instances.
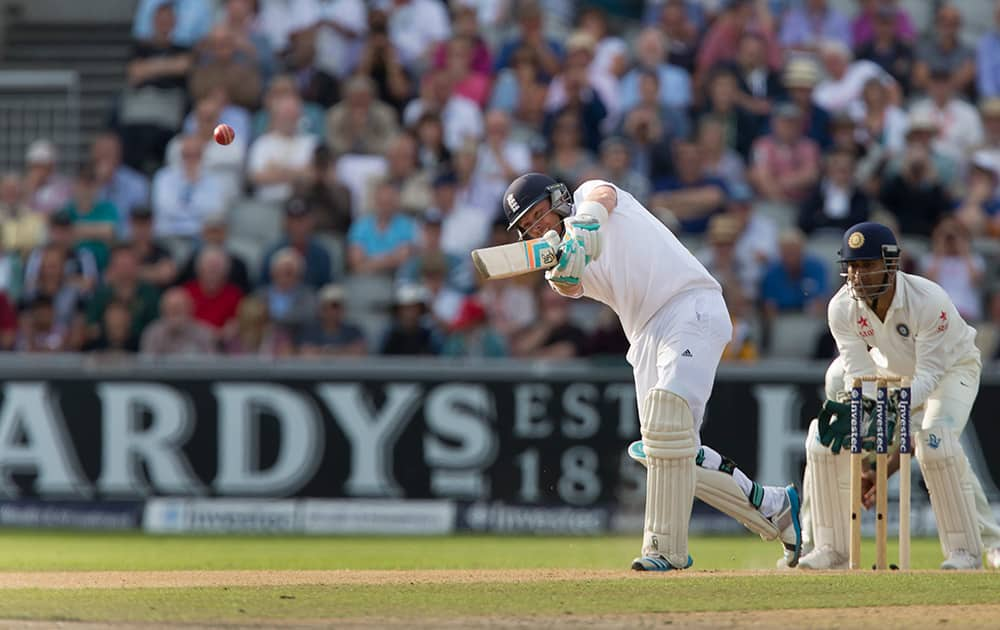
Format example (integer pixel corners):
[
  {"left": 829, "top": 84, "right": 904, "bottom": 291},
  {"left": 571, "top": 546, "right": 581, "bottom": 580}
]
[{"left": 4, "top": 0, "right": 1000, "bottom": 362}]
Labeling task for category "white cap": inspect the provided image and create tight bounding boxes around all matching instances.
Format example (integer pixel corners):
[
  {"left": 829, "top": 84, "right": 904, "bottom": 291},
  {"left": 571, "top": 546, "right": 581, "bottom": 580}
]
[
  {"left": 25, "top": 139, "right": 56, "bottom": 164},
  {"left": 971, "top": 151, "right": 999, "bottom": 178},
  {"left": 395, "top": 284, "right": 429, "bottom": 306},
  {"left": 319, "top": 284, "right": 345, "bottom": 303}
]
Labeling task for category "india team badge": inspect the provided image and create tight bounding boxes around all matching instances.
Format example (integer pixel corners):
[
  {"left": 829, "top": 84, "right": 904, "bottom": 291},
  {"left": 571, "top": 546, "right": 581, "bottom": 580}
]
[{"left": 848, "top": 232, "right": 865, "bottom": 248}]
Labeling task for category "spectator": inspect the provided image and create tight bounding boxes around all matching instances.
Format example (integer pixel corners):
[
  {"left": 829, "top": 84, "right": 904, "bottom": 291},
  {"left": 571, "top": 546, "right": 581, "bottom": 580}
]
[
  {"left": 851, "top": 0, "right": 916, "bottom": 48},
  {"left": 510, "top": 285, "right": 587, "bottom": 359},
  {"left": 726, "top": 182, "right": 779, "bottom": 291},
  {"left": 699, "top": 213, "right": 758, "bottom": 304},
  {"left": 189, "top": 24, "right": 262, "bottom": 110},
  {"left": 697, "top": 67, "right": 759, "bottom": 160},
  {"left": 132, "top": 0, "right": 215, "bottom": 47},
  {"left": 489, "top": 44, "right": 545, "bottom": 114},
  {"left": 813, "top": 39, "right": 897, "bottom": 115},
  {"left": 295, "top": 145, "right": 352, "bottom": 237},
  {"left": 955, "top": 152, "right": 1000, "bottom": 239},
  {"left": 403, "top": 68, "right": 484, "bottom": 153},
  {"left": 493, "top": 2, "right": 563, "bottom": 77},
  {"left": 442, "top": 35, "right": 492, "bottom": 108},
  {"left": 215, "top": 0, "right": 276, "bottom": 83},
  {"left": 85, "top": 244, "right": 160, "bottom": 345},
  {"left": 546, "top": 111, "right": 598, "bottom": 187},
  {"left": 82, "top": 300, "right": 138, "bottom": 354},
  {"left": 781, "top": 58, "right": 833, "bottom": 150},
  {"left": 433, "top": 5, "right": 492, "bottom": 75},
  {"left": 599, "top": 136, "right": 651, "bottom": 205},
  {"left": 221, "top": 295, "right": 294, "bottom": 357},
  {"left": 289, "top": 0, "right": 366, "bottom": 84},
  {"left": 182, "top": 245, "right": 244, "bottom": 331},
  {"left": 978, "top": 1, "right": 1000, "bottom": 99},
  {"left": 578, "top": 6, "right": 628, "bottom": 80},
  {"left": 298, "top": 284, "right": 367, "bottom": 357},
  {"left": 282, "top": 23, "right": 339, "bottom": 109},
  {"left": 379, "top": 284, "right": 442, "bottom": 355},
  {"left": 177, "top": 212, "right": 251, "bottom": 293},
  {"left": 21, "top": 245, "right": 86, "bottom": 343},
  {"left": 129, "top": 206, "right": 177, "bottom": 289},
  {"left": 619, "top": 26, "right": 692, "bottom": 112},
  {"left": 729, "top": 32, "right": 783, "bottom": 123},
  {"left": 977, "top": 98, "right": 1000, "bottom": 165},
  {"left": 651, "top": 140, "right": 727, "bottom": 234},
  {"left": 779, "top": 0, "right": 851, "bottom": 53},
  {"left": 356, "top": 8, "right": 413, "bottom": 113},
  {"left": 749, "top": 103, "right": 821, "bottom": 204},
  {"left": 413, "top": 112, "right": 453, "bottom": 173},
  {"left": 886, "top": 110, "right": 960, "bottom": 190},
  {"left": 474, "top": 110, "right": 532, "bottom": 207},
  {"left": 828, "top": 113, "right": 866, "bottom": 164},
  {"left": 441, "top": 297, "right": 507, "bottom": 358},
  {"left": 909, "top": 67, "right": 984, "bottom": 167},
  {"left": 0, "top": 172, "right": 45, "bottom": 258},
  {"left": 62, "top": 164, "right": 119, "bottom": 272},
  {"left": 761, "top": 228, "right": 829, "bottom": 317},
  {"left": 920, "top": 217, "right": 985, "bottom": 322},
  {"left": 720, "top": 283, "right": 758, "bottom": 362},
  {"left": 385, "top": 0, "right": 451, "bottom": 72},
  {"left": 696, "top": 115, "right": 747, "bottom": 192},
  {"left": 260, "top": 197, "right": 332, "bottom": 290},
  {"left": 848, "top": 77, "right": 907, "bottom": 155},
  {"left": 798, "top": 150, "right": 871, "bottom": 235},
  {"left": 879, "top": 143, "right": 952, "bottom": 237},
  {"left": 399, "top": 208, "right": 470, "bottom": 290},
  {"left": 255, "top": 247, "right": 316, "bottom": 340},
  {"left": 23, "top": 140, "right": 72, "bottom": 215},
  {"left": 545, "top": 50, "right": 610, "bottom": 152},
  {"left": 585, "top": 304, "right": 629, "bottom": 361},
  {"left": 91, "top": 132, "right": 151, "bottom": 232},
  {"left": 656, "top": 0, "right": 699, "bottom": 72},
  {"left": 151, "top": 135, "right": 232, "bottom": 238},
  {"left": 120, "top": 2, "right": 193, "bottom": 172},
  {"left": 16, "top": 297, "right": 74, "bottom": 353},
  {"left": 251, "top": 74, "right": 326, "bottom": 140},
  {"left": 325, "top": 75, "right": 400, "bottom": 156},
  {"left": 168, "top": 91, "right": 247, "bottom": 186},
  {"left": 696, "top": 0, "right": 781, "bottom": 79},
  {"left": 181, "top": 83, "right": 253, "bottom": 149},
  {"left": 854, "top": 4, "right": 914, "bottom": 94},
  {"left": 619, "top": 69, "right": 686, "bottom": 180},
  {"left": 248, "top": 93, "right": 318, "bottom": 202},
  {"left": 140, "top": 287, "right": 218, "bottom": 356},
  {"left": 23, "top": 211, "right": 99, "bottom": 298},
  {"left": 475, "top": 221, "right": 539, "bottom": 339},
  {"left": 913, "top": 4, "right": 975, "bottom": 98},
  {"left": 379, "top": 133, "right": 431, "bottom": 216}
]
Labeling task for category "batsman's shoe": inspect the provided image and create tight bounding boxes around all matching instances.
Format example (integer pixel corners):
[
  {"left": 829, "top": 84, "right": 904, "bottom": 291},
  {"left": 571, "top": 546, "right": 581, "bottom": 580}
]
[
  {"left": 770, "top": 484, "right": 803, "bottom": 567},
  {"left": 941, "top": 550, "right": 982, "bottom": 570},
  {"left": 628, "top": 440, "right": 647, "bottom": 467},
  {"left": 988, "top": 546, "right": 1000, "bottom": 570},
  {"left": 631, "top": 554, "right": 693, "bottom": 572},
  {"left": 797, "top": 544, "right": 847, "bottom": 570}
]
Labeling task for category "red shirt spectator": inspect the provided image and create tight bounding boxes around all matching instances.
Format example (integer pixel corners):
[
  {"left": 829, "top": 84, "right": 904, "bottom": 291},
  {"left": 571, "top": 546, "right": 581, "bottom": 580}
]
[
  {"left": 0, "top": 293, "right": 17, "bottom": 350},
  {"left": 182, "top": 246, "right": 244, "bottom": 329}
]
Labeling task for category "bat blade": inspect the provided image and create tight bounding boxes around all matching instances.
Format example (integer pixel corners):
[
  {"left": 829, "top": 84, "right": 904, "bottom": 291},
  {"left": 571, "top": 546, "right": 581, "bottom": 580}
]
[{"left": 471, "top": 237, "right": 559, "bottom": 279}]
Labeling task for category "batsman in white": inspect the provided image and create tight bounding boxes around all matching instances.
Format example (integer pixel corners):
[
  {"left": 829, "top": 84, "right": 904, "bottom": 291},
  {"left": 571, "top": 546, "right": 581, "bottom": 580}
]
[
  {"left": 501, "top": 173, "right": 802, "bottom": 571},
  {"left": 798, "top": 221, "right": 1000, "bottom": 570}
]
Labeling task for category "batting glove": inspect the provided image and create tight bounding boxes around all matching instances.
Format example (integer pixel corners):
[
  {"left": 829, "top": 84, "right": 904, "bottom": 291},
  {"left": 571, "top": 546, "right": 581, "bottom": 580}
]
[
  {"left": 565, "top": 200, "right": 608, "bottom": 263},
  {"left": 543, "top": 229, "right": 587, "bottom": 287}
]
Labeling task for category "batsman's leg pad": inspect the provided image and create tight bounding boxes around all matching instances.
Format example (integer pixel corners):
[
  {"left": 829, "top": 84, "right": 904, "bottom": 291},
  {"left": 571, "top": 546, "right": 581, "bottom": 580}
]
[
  {"left": 805, "top": 418, "right": 851, "bottom": 557},
  {"left": 641, "top": 389, "right": 697, "bottom": 567},
  {"left": 915, "top": 429, "right": 983, "bottom": 559},
  {"left": 695, "top": 466, "right": 780, "bottom": 541}
]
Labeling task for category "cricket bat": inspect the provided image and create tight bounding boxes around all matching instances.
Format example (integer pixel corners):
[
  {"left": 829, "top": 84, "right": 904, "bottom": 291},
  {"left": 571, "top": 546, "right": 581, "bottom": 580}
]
[{"left": 471, "top": 237, "right": 559, "bottom": 279}]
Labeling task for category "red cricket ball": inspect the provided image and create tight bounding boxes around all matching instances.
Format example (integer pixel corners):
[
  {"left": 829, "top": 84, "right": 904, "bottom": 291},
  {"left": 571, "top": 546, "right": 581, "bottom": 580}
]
[{"left": 214, "top": 123, "right": 235, "bottom": 145}]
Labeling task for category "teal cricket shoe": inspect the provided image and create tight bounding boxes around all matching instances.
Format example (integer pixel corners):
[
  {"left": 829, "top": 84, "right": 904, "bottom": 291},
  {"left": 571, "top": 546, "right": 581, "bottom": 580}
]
[
  {"left": 775, "top": 484, "right": 803, "bottom": 568},
  {"left": 628, "top": 440, "right": 646, "bottom": 466},
  {"left": 631, "top": 554, "right": 694, "bottom": 572}
]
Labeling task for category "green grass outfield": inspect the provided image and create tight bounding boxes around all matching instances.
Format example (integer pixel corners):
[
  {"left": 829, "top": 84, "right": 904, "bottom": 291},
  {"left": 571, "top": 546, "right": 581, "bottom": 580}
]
[{"left": 0, "top": 532, "right": 996, "bottom": 626}]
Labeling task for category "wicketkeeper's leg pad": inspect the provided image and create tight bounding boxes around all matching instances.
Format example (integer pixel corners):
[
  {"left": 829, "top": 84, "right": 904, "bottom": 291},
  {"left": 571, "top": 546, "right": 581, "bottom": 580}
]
[
  {"left": 641, "top": 388, "right": 697, "bottom": 567},
  {"left": 915, "top": 428, "right": 983, "bottom": 559},
  {"left": 804, "top": 418, "right": 851, "bottom": 556}
]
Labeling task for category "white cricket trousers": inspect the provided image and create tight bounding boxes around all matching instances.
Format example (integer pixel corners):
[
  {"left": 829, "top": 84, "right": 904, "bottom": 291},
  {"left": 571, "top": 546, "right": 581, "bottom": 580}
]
[{"left": 627, "top": 288, "right": 733, "bottom": 435}]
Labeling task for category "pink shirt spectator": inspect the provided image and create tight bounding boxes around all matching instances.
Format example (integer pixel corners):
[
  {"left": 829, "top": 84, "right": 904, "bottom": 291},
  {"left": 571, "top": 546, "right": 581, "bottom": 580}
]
[
  {"left": 751, "top": 136, "right": 821, "bottom": 203},
  {"left": 432, "top": 39, "right": 492, "bottom": 75},
  {"left": 452, "top": 73, "right": 492, "bottom": 108},
  {"left": 851, "top": 8, "right": 915, "bottom": 47},
  {"left": 697, "top": 20, "right": 782, "bottom": 75}
]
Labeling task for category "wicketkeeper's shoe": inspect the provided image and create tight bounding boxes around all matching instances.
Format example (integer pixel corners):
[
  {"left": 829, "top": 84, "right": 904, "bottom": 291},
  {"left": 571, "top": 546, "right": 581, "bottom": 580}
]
[
  {"left": 941, "top": 550, "right": 982, "bottom": 570},
  {"left": 988, "top": 546, "right": 1000, "bottom": 570},
  {"left": 770, "top": 484, "right": 803, "bottom": 568},
  {"left": 797, "top": 544, "right": 847, "bottom": 570},
  {"left": 631, "top": 554, "right": 693, "bottom": 571}
]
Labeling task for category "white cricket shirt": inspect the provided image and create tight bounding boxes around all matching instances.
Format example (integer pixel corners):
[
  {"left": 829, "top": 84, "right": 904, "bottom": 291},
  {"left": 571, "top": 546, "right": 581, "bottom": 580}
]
[
  {"left": 827, "top": 271, "right": 980, "bottom": 408},
  {"left": 573, "top": 179, "right": 721, "bottom": 342}
]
